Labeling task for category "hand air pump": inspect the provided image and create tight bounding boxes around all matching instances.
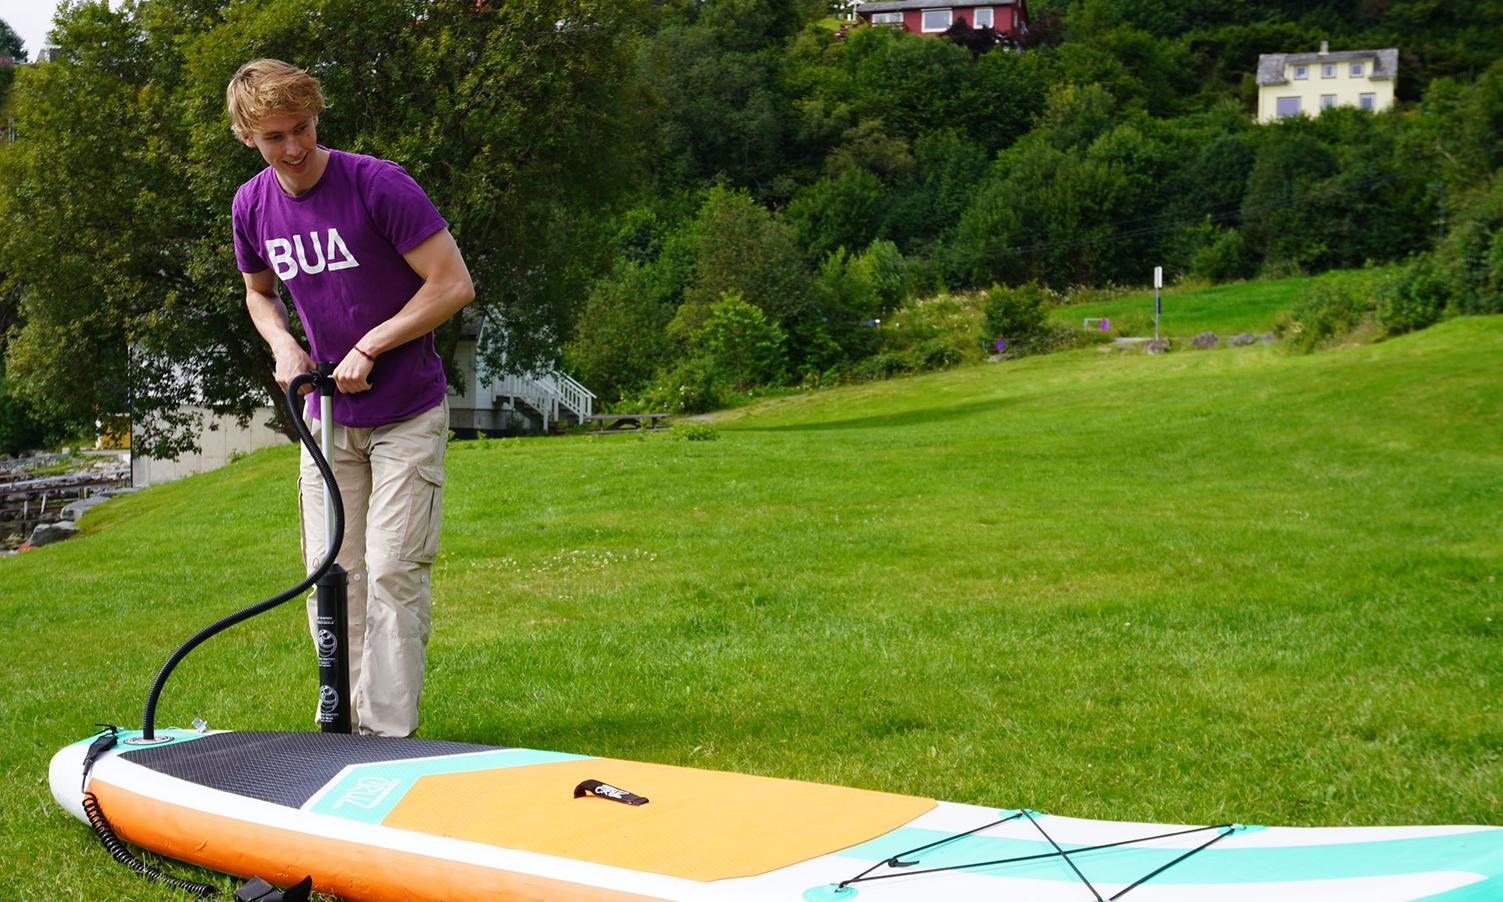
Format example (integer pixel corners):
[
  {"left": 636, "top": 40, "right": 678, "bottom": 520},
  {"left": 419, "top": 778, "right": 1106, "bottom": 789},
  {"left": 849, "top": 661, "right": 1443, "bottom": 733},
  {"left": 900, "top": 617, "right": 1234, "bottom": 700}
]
[
  {"left": 139, "top": 363, "right": 352, "bottom": 741},
  {"left": 312, "top": 362, "right": 352, "bottom": 734}
]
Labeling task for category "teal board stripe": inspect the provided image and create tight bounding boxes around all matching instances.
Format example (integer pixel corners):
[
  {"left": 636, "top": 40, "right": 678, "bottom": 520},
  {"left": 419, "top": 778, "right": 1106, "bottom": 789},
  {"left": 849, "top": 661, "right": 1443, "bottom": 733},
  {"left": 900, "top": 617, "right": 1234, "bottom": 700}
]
[
  {"left": 836, "top": 826, "right": 1503, "bottom": 887},
  {"left": 1415, "top": 875, "right": 1503, "bottom": 901},
  {"left": 305, "top": 748, "right": 588, "bottom": 825},
  {"left": 72, "top": 729, "right": 219, "bottom": 751}
]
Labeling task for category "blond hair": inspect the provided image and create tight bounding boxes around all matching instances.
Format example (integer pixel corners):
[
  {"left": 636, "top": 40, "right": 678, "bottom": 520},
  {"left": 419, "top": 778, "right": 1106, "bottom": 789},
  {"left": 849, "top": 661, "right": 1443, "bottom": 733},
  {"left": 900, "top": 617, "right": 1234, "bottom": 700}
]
[{"left": 226, "top": 58, "right": 327, "bottom": 137}]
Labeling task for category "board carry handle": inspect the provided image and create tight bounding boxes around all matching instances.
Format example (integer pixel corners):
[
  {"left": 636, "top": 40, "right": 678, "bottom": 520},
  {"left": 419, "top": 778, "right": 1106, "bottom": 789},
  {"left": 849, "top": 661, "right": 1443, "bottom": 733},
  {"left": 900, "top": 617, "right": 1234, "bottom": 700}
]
[{"left": 574, "top": 779, "right": 650, "bottom": 806}]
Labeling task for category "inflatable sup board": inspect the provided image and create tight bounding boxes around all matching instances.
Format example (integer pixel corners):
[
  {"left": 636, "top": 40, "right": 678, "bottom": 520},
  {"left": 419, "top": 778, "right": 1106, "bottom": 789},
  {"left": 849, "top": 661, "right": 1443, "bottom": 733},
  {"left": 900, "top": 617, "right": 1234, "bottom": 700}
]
[{"left": 51, "top": 728, "right": 1503, "bottom": 901}]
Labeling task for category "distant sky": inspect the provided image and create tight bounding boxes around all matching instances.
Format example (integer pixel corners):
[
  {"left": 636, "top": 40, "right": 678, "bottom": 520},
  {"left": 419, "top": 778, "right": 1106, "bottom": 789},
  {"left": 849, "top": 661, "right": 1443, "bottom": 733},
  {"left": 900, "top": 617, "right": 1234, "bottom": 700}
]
[{"left": 0, "top": 0, "right": 61, "bottom": 60}]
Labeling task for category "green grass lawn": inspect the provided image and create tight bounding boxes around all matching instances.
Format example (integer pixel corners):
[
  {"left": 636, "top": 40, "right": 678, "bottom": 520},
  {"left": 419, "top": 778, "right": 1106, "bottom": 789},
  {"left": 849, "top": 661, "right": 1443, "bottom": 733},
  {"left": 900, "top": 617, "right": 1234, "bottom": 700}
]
[
  {"left": 1049, "top": 274, "right": 1338, "bottom": 339},
  {"left": 3, "top": 317, "right": 1501, "bottom": 897}
]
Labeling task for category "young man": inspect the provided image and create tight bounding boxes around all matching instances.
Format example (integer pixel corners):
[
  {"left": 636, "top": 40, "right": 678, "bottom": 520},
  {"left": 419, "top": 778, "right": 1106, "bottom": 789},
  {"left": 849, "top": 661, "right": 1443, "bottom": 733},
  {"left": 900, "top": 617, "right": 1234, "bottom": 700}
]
[{"left": 228, "top": 59, "right": 474, "bottom": 737}]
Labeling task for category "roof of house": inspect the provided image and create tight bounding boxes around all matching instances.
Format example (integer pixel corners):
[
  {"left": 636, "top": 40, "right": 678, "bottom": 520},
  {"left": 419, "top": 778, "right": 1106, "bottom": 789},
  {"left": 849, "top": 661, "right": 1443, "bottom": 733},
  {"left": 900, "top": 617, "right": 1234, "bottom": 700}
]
[
  {"left": 1256, "top": 48, "right": 1399, "bottom": 85},
  {"left": 857, "top": 1, "right": 1021, "bottom": 12}
]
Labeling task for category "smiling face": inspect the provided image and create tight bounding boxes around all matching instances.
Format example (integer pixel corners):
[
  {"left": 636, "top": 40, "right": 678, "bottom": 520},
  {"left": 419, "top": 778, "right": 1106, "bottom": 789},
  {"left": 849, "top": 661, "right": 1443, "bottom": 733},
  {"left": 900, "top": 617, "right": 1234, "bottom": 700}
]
[{"left": 242, "top": 113, "right": 328, "bottom": 196}]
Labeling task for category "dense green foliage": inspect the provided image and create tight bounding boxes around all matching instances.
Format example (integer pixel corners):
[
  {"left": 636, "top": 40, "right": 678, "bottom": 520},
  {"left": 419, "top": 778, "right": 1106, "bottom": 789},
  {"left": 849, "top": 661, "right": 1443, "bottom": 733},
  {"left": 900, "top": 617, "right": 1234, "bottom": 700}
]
[
  {"left": 0, "top": 0, "right": 643, "bottom": 455},
  {"left": 3, "top": 316, "right": 1499, "bottom": 897},
  {"left": 0, "top": 17, "right": 25, "bottom": 62},
  {"left": 569, "top": 0, "right": 1503, "bottom": 405},
  {"left": 1, "top": 0, "right": 1501, "bottom": 434}
]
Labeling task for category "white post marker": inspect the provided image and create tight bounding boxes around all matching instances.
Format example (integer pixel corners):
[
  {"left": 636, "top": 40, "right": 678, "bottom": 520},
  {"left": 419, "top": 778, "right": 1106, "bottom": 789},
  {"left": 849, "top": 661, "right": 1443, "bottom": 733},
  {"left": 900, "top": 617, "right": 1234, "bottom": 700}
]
[{"left": 1153, "top": 266, "right": 1163, "bottom": 342}]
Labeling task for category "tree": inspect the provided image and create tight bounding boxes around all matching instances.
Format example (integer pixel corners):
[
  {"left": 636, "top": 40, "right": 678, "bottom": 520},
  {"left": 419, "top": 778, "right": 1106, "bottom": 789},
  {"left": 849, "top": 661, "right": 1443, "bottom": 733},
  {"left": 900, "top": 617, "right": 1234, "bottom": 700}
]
[
  {"left": 563, "top": 262, "right": 678, "bottom": 402},
  {"left": 0, "top": 17, "right": 27, "bottom": 62},
  {"left": 1239, "top": 123, "right": 1340, "bottom": 272},
  {"left": 638, "top": 25, "right": 791, "bottom": 193},
  {"left": 673, "top": 187, "right": 817, "bottom": 338},
  {"left": 694, "top": 290, "right": 787, "bottom": 390},
  {"left": 786, "top": 168, "right": 886, "bottom": 260},
  {"left": 0, "top": 0, "right": 646, "bottom": 457}
]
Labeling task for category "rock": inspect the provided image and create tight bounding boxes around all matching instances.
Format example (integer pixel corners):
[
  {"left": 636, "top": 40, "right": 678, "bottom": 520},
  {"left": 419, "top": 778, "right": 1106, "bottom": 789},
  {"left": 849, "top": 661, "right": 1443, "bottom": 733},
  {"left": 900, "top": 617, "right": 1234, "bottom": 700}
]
[
  {"left": 1230, "top": 332, "right": 1256, "bottom": 347},
  {"left": 1145, "top": 338, "right": 1172, "bottom": 354},
  {"left": 1191, "top": 331, "right": 1220, "bottom": 349},
  {"left": 61, "top": 495, "right": 111, "bottom": 522},
  {"left": 29, "top": 521, "right": 80, "bottom": 547},
  {"left": 1259, "top": 332, "right": 1277, "bottom": 343}
]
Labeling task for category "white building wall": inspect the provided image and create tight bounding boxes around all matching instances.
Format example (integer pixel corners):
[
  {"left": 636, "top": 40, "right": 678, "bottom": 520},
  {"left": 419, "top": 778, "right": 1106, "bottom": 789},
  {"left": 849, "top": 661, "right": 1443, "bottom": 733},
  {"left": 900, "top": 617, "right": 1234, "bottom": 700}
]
[{"left": 131, "top": 407, "right": 287, "bottom": 487}]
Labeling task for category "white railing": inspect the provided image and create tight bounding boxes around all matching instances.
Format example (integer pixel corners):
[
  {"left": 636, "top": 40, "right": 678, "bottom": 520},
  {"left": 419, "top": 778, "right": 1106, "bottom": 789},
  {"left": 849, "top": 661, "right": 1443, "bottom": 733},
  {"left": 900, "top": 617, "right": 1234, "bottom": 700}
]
[
  {"left": 492, "top": 369, "right": 594, "bottom": 431},
  {"left": 472, "top": 317, "right": 595, "bottom": 431},
  {"left": 539, "top": 371, "right": 595, "bottom": 423}
]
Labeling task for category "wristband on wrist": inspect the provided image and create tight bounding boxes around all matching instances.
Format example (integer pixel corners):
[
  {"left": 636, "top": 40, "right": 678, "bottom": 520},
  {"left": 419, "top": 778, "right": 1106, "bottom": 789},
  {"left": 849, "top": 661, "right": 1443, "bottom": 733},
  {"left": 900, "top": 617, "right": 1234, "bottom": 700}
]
[{"left": 353, "top": 346, "right": 376, "bottom": 363}]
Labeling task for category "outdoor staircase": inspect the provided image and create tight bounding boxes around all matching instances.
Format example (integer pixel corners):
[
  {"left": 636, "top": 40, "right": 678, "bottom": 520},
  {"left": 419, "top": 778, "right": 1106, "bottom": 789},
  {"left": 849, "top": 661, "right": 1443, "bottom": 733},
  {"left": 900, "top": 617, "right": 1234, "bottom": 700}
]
[
  {"left": 449, "top": 315, "right": 596, "bottom": 435},
  {"left": 491, "top": 369, "right": 594, "bottom": 432}
]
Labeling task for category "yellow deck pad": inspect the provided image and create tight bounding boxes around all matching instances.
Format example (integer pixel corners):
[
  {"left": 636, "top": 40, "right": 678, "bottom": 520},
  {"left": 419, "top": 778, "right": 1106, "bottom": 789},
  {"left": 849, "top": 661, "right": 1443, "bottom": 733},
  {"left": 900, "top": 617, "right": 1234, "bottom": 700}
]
[{"left": 381, "top": 757, "right": 936, "bottom": 882}]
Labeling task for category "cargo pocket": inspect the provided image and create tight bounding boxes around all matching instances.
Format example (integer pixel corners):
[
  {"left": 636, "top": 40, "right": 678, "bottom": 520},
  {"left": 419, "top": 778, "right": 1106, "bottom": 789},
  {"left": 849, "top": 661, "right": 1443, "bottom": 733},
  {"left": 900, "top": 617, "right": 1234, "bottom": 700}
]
[{"left": 398, "top": 464, "right": 445, "bottom": 563}]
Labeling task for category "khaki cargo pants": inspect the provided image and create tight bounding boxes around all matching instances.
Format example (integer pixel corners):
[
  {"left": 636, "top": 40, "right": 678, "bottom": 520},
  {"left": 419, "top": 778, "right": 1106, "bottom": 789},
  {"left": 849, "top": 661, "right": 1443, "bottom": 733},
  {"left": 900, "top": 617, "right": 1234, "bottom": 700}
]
[{"left": 299, "top": 398, "right": 447, "bottom": 737}]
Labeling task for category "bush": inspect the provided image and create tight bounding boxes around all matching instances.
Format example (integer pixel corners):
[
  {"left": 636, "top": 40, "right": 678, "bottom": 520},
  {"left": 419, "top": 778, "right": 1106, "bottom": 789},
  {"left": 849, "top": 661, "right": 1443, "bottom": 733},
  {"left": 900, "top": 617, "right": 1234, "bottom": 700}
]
[
  {"left": 639, "top": 357, "right": 724, "bottom": 415},
  {"left": 672, "top": 423, "right": 720, "bottom": 442},
  {"left": 1186, "top": 228, "right": 1252, "bottom": 284},
  {"left": 1436, "top": 176, "right": 1503, "bottom": 316},
  {"left": 695, "top": 292, "right": 788, "bottom": 390},
  {"left": 1375, "top": 259, "right": 1449, "bottom": 336},
  {"left": 1280, "top": 271, "right": 1381, "bottom": 352},
  {"left": 915, "top": 338, "right": 964, "bottom": 370},
  {"left": 979, "top": 282, "right": 1049, "bottom": 351},
  {"left": 852, "top": 239, "right": 908, "bottom": 314},
  {"left": 0, "top": 371, "right": 69, "bottom": 457},
  {"left": 847, "top": 352, "right": 916, "bottom": 382}
]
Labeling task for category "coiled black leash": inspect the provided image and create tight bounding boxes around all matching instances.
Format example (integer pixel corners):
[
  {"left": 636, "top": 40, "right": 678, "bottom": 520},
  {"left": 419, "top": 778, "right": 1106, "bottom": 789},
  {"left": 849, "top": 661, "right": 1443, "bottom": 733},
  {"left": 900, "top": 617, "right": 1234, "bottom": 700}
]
[{"left": 80, "top": 725, "right": 219, "bottom": 897}]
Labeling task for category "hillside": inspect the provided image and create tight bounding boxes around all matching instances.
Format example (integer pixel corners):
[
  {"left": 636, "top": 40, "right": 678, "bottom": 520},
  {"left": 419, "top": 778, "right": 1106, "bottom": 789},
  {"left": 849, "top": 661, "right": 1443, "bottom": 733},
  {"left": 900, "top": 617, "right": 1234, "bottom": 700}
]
[{"left": 1, "top": 317, "right": 1500, "bottom": 897}]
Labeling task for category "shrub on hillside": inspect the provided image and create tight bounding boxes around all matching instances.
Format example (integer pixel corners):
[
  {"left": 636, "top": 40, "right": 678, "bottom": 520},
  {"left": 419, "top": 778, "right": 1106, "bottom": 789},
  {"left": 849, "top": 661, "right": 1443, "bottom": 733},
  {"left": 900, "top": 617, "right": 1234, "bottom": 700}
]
[
  {"left": 1278, "top": 271, "right": 1381, "bottom": 352},
  {"left": 848, "top": 351, "right": 916, "bottom": 382},
  {"left": 1375, "top": 258, "right": 1449, "bottom": 336},
  {"left": 1436, "top": 175, "right": 1503, "bottom": 316},
  {"left": 979, "top": 282, "right": 1050, "bottom": 351},
  {"left": 638, "top": 356, "right": 724, "bottom": 415},
  {"left": 1186, "top": 228, "right": 1252, "bottom": 284}
]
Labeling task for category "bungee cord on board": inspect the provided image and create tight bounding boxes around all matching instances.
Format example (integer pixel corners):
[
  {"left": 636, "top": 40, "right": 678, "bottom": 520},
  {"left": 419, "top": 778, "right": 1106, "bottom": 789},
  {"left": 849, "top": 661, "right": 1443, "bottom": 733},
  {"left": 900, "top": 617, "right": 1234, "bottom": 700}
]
[{"left": 832, "top": 809, "right": 1241, "bottom": 900}]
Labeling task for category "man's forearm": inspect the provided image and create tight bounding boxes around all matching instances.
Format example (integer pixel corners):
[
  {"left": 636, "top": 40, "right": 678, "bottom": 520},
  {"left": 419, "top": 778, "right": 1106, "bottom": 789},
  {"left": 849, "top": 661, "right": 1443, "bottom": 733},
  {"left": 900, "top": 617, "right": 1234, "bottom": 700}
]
[
  {"left": 245, "top": 287, "right": 303, "bottom": 355},
  {"left": 356, "top": 276, "right": 475, "bottom": 357}
]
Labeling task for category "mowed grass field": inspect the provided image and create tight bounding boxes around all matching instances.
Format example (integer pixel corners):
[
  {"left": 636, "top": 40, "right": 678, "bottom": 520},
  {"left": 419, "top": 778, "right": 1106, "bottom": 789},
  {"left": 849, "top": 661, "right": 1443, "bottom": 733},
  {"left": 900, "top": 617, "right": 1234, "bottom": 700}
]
[
  {"left": 2, "top": 316, "right": 1501, "bottom": 898},
  {"left": 1049, "top": 274, "right": 1335, "bottom": 339}
]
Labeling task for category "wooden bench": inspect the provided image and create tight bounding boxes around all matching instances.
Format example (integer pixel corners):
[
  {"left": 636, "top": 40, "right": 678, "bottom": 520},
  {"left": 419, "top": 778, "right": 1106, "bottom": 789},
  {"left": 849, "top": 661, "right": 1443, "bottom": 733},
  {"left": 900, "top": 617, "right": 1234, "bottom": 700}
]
[{"left": 588, "top": 413, "right": 671, "bottom": 433}]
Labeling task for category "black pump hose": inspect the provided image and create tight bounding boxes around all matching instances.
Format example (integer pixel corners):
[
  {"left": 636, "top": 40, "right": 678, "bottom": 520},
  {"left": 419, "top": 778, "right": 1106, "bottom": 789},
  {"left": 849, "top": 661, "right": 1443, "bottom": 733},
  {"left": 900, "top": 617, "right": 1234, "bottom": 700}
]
[{"left": 140, "top": 370, "right": 344, "bottom": 740}]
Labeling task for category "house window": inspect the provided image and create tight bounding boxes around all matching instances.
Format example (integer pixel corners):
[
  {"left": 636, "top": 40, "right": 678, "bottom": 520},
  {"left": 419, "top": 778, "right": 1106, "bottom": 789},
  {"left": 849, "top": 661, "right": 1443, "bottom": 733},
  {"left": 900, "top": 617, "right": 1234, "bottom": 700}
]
[
  {"left": 1351, "top": 62, "right": 1364, "bottom": 77},
  {"left": 871, "top": 12, "right": 902, "bottom": 25},
  {"left": 1359, "top": 92, "right": 1376, "bottom": 111},
  {"left": 921, "top": 8, "right": 952, "bottom": 32},
  {"left": 1293, "top": 65, "right": 1308, "bottom": 79},
  {"left": 1276, "top": 96, "right": 1302, "bottom": 118},
  {"left": 974, "top": 8, "right": 994, "bottom": 28},
  {"left": 1320, "top": 94, "right": 1337, "bottom": 110},
  {"left": 1321, "top": 63, "right": 1336, "bottom": 78}
]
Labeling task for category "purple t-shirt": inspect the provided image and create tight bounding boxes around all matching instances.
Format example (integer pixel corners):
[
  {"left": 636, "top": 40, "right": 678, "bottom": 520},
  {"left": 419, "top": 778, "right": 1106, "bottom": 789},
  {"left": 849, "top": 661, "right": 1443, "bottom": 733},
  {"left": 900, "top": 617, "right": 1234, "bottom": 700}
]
[{"left": 233, "top": 148, "right": 449, "bottom": 427}]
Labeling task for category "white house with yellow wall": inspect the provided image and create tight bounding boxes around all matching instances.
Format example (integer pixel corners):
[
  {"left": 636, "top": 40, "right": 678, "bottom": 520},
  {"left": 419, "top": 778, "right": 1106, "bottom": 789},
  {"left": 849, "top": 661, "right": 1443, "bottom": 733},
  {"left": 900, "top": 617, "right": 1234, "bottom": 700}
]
[{"left": 1256, "top": 42, "right": 1398, "bottom": 123}]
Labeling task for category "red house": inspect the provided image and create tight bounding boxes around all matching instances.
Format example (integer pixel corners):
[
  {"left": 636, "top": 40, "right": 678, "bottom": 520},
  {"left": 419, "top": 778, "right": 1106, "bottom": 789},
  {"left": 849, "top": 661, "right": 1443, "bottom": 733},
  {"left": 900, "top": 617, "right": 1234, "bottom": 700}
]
[{"left": 853, "top": 1, "right": 1030, "bottom": 43}]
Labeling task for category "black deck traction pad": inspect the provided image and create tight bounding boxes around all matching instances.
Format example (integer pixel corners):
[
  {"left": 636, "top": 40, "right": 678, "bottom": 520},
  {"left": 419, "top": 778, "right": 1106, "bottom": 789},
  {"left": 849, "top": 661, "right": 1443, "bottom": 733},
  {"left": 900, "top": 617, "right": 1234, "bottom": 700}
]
[{"left": 118, "top": 731, "right": 501, "bottom": 809}]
